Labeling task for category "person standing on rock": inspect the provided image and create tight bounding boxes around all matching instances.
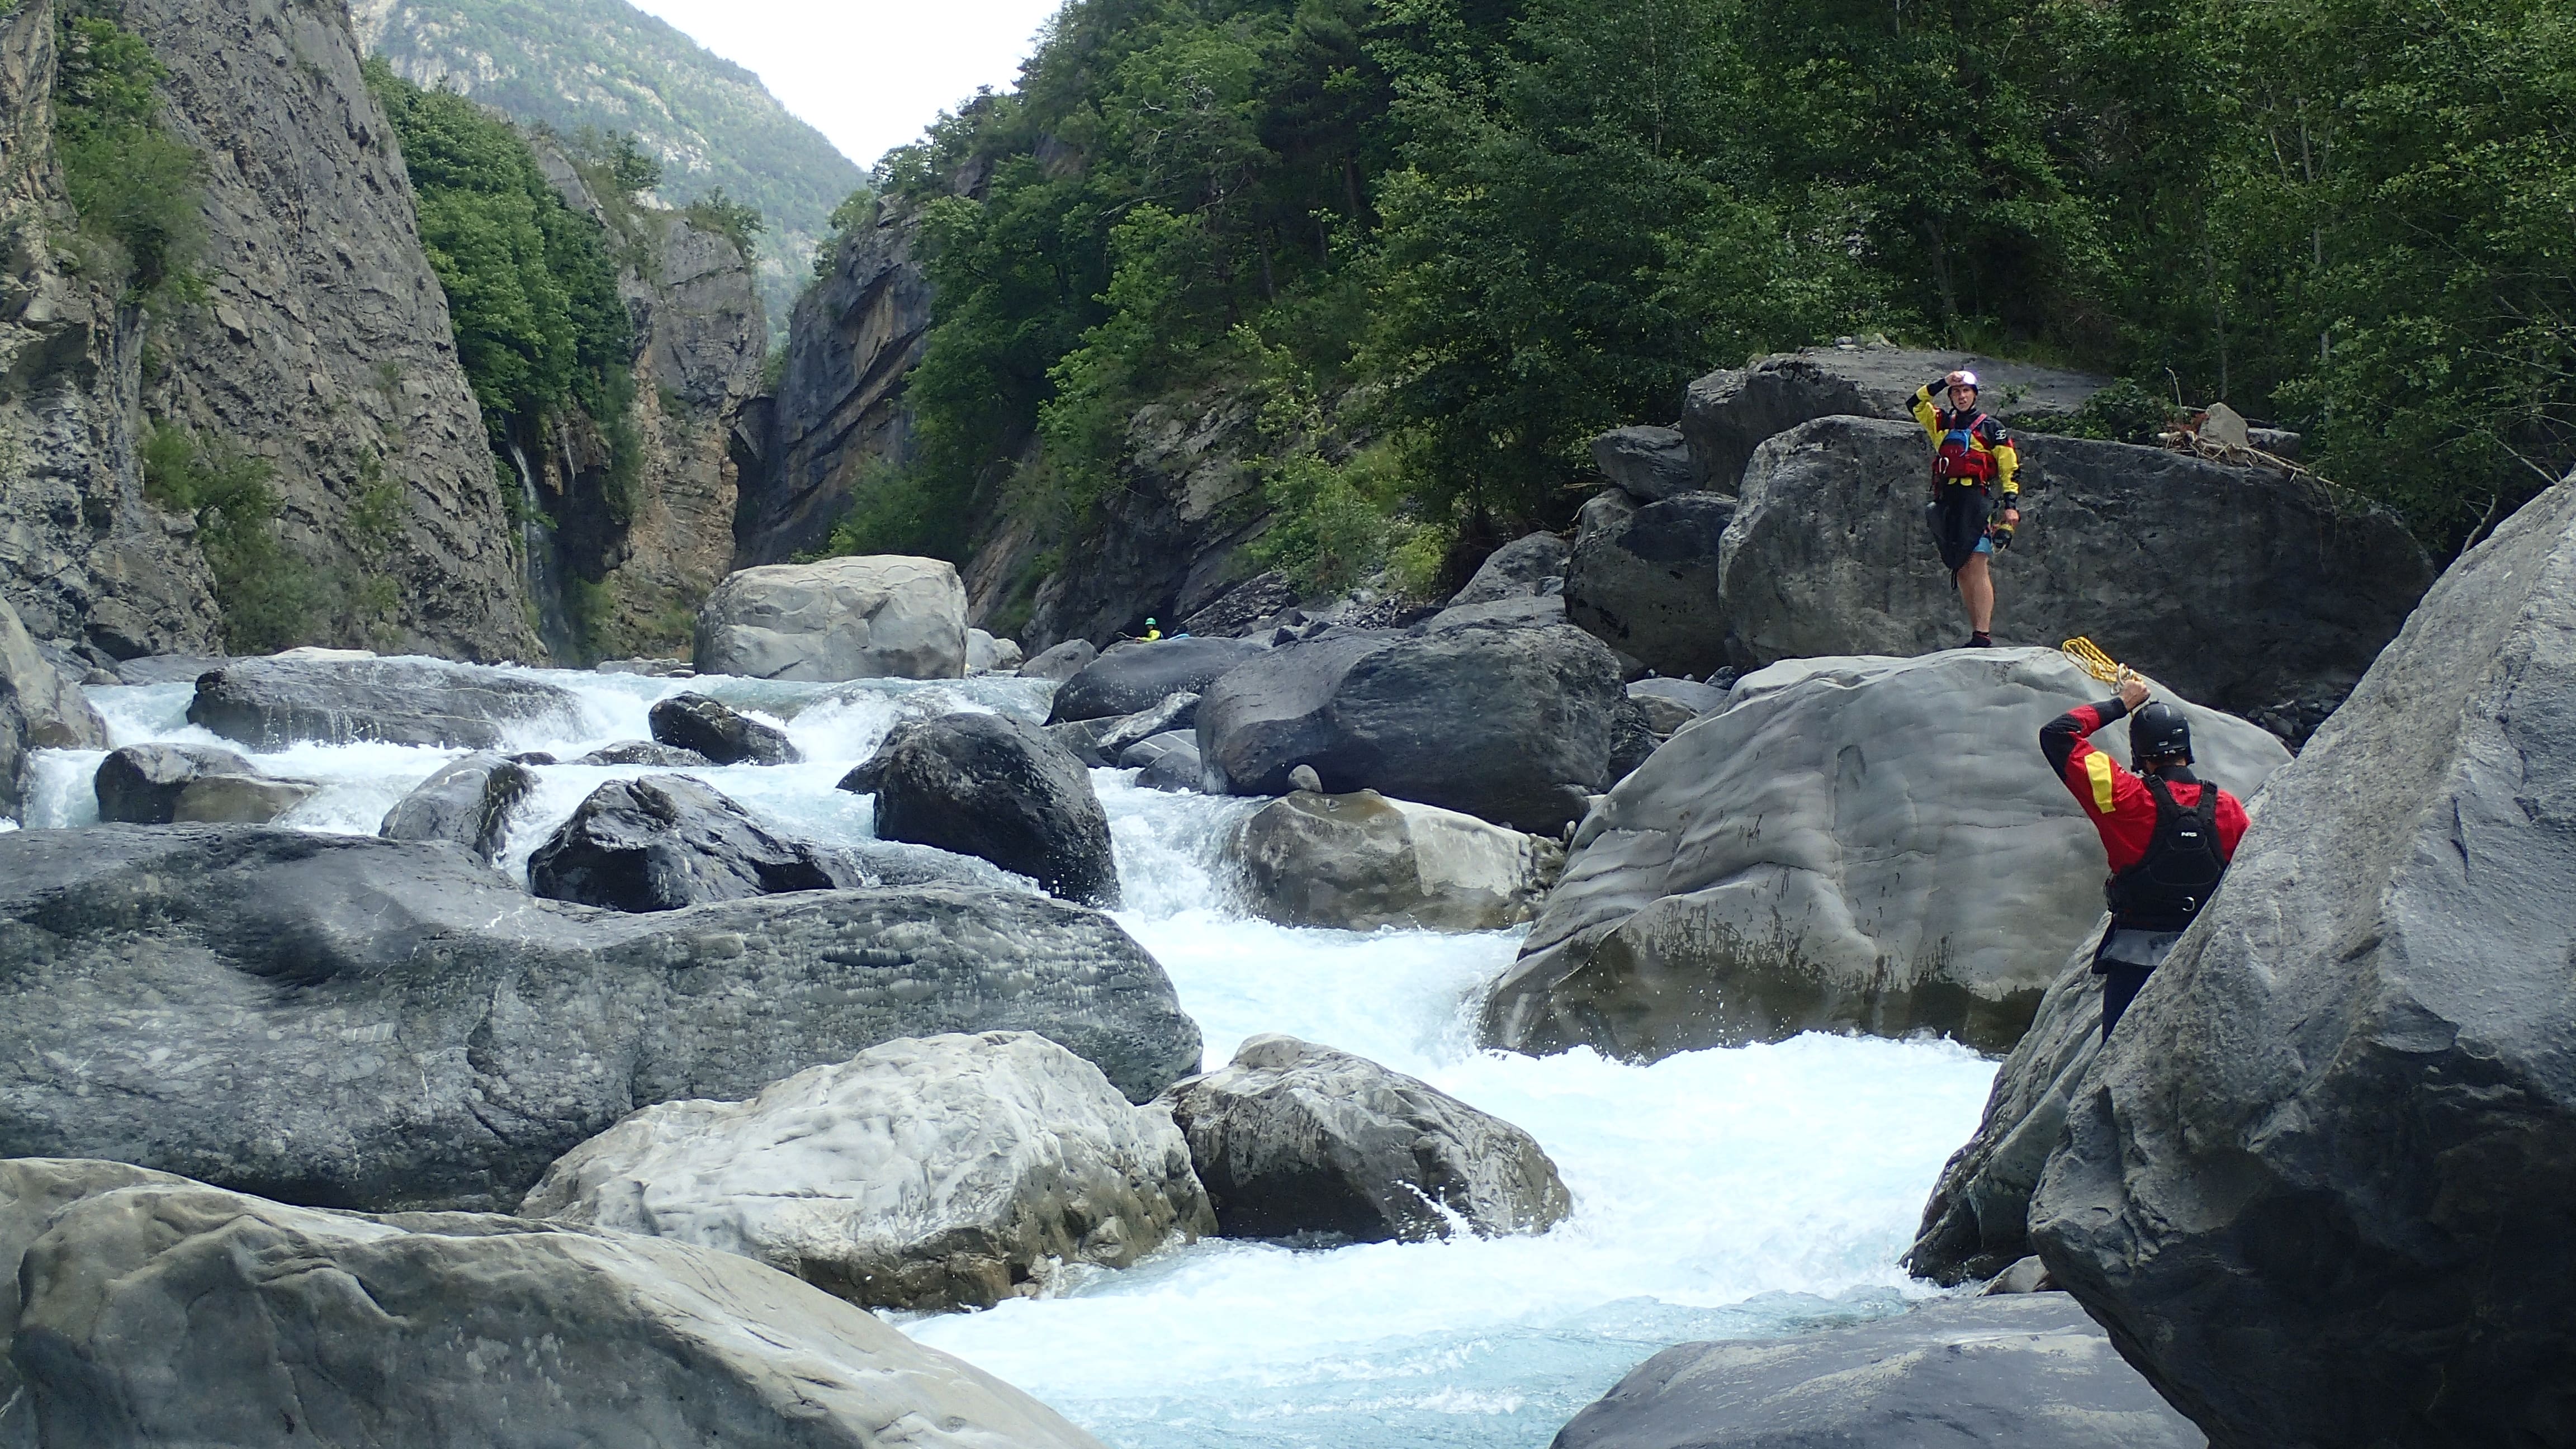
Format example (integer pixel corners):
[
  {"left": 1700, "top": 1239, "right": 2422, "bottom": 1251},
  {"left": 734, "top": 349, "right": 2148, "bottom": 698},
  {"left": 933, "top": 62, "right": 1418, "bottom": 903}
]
[
  {"left": 1912, "top": 370, "right": 2021, "bottom": 646},
  {"left": 2041, "top": 674, "right": 2250, "bottom": 1039}
]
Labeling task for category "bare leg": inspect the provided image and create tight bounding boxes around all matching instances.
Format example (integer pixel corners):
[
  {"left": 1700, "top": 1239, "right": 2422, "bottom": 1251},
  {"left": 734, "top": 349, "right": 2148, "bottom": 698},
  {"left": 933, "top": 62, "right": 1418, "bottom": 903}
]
[{"left": 1957, "top": 553, "right": 1995, "bottom": 635}]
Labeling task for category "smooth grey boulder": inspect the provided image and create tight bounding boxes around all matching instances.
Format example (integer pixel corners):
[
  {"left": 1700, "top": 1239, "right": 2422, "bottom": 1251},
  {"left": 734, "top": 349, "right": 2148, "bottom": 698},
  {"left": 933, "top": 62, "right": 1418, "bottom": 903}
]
[
  {"left": 1549, "top": 1294, "right": 2201, "bottom": 1449},
  {"left": 844, "top": 712, "right": 1119, "bottom": 906},
  {"left": 1448, "top": 532, "right": 1570, "bottom": 607},
  {"left": 522, "top": 1031, "right": 1214, "bottom": 1311},
  {"left": 1231, "top": 790, "right": 1562, "bottom": 932},
  {"left": 1481, "top": 650, "right": 2287, "bottom": 1060},
  {"left": 2026, "top": 473, "right": 2576, "bottom": 1449},
  {"left": 1719, "top": 416, "right": 2433, "bottom": 715},
  {"left": 1096, "top": 689, "right": 1200, "bottom": 758},
  {"left": 1021, "top": 637, "right": 1098, "bottom": 684},
  {"left": 574, "top": 738, "right": 713, "bottom": 766},
  {"left": 1566, "top": 493, "right": 1736, "bottom": 679},
  {"left": 0, "top": 1159, "right": 1110, "bottom": 1449},
  {"left": 1, "top": 599, "right": 108, "bottom": 819},
  {"left": 1590, "top": 424, "right": 1707, "bottom": 501},
  {"left": 1626, "top": 676, "right": 1727, "bottom": 733},
  {"left": 647, "top": 690, "right": 801, "bottom": 765},
  {"left": 1045, "top": 635, "right": 1266, "bottom": 724},
  {"left": 0, "top": 826, "right": 1202, "bottom": 1210},
  {"left": 1160, "top": 1034, "right": 1571, "bottom": 1242},
  {"left": 186, "top": 655, "right": 582, "bottom": 750},
  {"left": 1680, "top": 342, "right": 2107, "bottom": 492},
  {"left": 693, "top": 556, "right": 968, "bottom": 681},
  {"left": 1426, "top": 593, "right": 1569, "bottom": 632},
  {"left": 378, "top": 751, "right": 538, "bottom": 861},
  {"left": 1195, "top": 622, "right": 1626, "bottom": 834},
  {"left": 160, "top": 772, "right": 318, "bottom": 824},
  {"left": 965, "top": 628, "right": 1025, "bottom": 674},
  {"left": 1983, "top": 1256, "right": 2057, "bottom": 1295},
  {"left": 1119, "top": 730, "right": 1206, "bottom": 793},
  {"left": 92, "top": 742, "right": 257, "bottom": 824},
  {"left": 530, "top": 774, "right": 844, "bottom": 912}
]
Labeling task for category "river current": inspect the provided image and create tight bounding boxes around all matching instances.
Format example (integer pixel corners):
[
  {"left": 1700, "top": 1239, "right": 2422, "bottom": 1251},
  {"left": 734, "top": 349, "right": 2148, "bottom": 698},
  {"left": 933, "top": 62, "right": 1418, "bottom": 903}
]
[{"left": 23, "top": 661, "right": 1998, "bottom": 1448}]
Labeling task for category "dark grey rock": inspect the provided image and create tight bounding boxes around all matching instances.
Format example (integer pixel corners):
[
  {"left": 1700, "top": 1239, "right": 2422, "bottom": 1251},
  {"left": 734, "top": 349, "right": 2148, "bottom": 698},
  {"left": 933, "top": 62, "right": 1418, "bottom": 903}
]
[
  {"left": 2, "top": 598, "right": 108, "bottom": 818},
  {"left": 574, "top": 739, "right": 715, "bottom": 767},
  {"left": 1096, "top": 690, "right": 1201, "bottom": 758},
  {"left": 1590, "top": 425, "right": 1707, "bottom": 501},
  {"left": 1606, "top": 697, "right": 1658, "bottom": 785},
  {"left": 1625, "top": 677, "right": 1727, "bottom": 733},
  {"left": 592, "top": 657, "right": 698, "bottom": 678},
  {"left": 531, "top": 774, "right": 844, "bottom": 912},
  {"left": 648, "top": 690, "right": 800, "bottom": 765},
  {"left": 1120, "top": 730, "right": 1205, "bottom": 792},
  {"left": 1566, "top": 493, "right": 1736, "bottom": 679},
  {"left": 1426, "top": 594, "right": 1569, "bottom": 632},
  {"left": 160, "top": 773, "right": 317, "bottom": 824},
  {"left": 109, "top": 653, "right": 231, "bottom": 686},
  {"left": 0, "top": 826, "right": 1202, "bottom": 1209},
  {"left": 1045, "top": 636, "right": 1267, "bottom": 724},
  {"left": 1982, "top": 1256, "right": 2057, "bottom": 1295},
  {"left": 1021, "top": 638, "right": 1098, "bottom": 684},
  {"left": 378, "top": 751, "right": 537, "bottom": 861},
  {"left": 1550, "top": 1295, "right": 2202, "bottom": 1449},
  {"left": 2026, "top": 472, "right": 2576, "bottom": 1449},
  {"left": 846, "top": 712, "right": 1120, "bottom": 906},
  {"left": 92, "top": 742, "right": 258, "bottom": 825},
  {"left": 1177, "top": 570, "right": 1300, "bottom": 637},
  {"left": 1196, "top": 622, "right": 1626, "bottom": 834},
  {"left": 187, "top": 656, "right": 582, "bottom": 750},
  {"left": 1448, "top": 532, "right": 1571, "bottom": 607},
  {"left": 1158, "top": 1034, "right": 1571, "bottom": 1242},
  {"left": 1045, "top": 716, "right": 1120, "bottom": 769}
]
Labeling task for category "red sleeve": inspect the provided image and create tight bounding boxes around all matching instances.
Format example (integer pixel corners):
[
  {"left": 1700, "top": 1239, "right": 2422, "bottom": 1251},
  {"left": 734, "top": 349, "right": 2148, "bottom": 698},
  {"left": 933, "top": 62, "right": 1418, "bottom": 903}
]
[
  {"left": 2217, "top": 790, "right": 2251, "bottom": 861},
  {"left": 2040, "top": 701, "right": 2158, "bottom": 874}
]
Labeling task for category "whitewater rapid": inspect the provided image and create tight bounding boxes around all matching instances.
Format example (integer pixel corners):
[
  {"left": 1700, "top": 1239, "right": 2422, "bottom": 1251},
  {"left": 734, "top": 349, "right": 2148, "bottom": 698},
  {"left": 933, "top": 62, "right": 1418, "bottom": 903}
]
[{"left": 24, "top": 661, "right": 1999, "bottom": 1447}]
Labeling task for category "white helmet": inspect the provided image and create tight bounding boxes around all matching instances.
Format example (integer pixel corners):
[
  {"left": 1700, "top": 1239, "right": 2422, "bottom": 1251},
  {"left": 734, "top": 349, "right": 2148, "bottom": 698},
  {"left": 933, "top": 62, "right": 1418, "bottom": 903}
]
[{"left": 1946, "top": 369, "right": 1981, "bottom": 392}]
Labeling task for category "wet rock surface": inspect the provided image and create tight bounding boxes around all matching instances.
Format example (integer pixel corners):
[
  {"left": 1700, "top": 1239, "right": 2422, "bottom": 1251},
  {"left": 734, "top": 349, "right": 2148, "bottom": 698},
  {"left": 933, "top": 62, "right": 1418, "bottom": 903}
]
[
  {"left": 1, "top": 597, "right": 108, "bottom": 817},
  {"left": 845, "top": 712, "right": 1119, "bottom": 906},
  {"left": 1232, "top": 790, "right": 1562, "bottom": 932},
  {"left": 529, "top": 774, "right": 845, "bottom": 911},
  {"left": 647, "top": 690, "right": 800, "bottom": 765},
  {"left": 693, "top": 556, "right": 968, "bottom": 681},
  {"left": 92, "top": 742, "right": 259, "bottom": 824},
  {"left": 1120, "top": 730, "right": 1206, "bottom": 792},
  {"left": 187, "top": 655, "right": 582, "bottom": 750},
  {"left": 572, "top": 739, "right": 713, "bottom": 767},
  {"left": 1046, "top": 636, "right": 1267, "bottom": 724},
  {"left": 376, "top": 750, "right": 536, "bottom": 861}
]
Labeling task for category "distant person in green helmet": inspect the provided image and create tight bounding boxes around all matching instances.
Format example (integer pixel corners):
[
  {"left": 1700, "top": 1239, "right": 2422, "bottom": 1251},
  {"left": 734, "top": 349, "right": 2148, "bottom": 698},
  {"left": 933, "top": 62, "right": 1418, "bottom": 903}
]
[
  {"left": 1912, "top": 369, "right": 2021, "bottom": 647},
  {"left": 1142, "top": 618, "right": 1163, "bottom": 642}
]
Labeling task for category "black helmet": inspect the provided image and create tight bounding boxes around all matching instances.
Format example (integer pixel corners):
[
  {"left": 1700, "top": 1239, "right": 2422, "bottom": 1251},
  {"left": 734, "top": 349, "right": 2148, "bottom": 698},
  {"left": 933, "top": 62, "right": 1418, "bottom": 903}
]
[{"left": 2132, "top": 700, "right": 2193, "bottom": 767}]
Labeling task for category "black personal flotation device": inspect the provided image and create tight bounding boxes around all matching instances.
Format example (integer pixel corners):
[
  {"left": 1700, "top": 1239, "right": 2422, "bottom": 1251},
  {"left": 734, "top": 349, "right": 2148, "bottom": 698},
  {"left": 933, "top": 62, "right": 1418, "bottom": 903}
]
[
  {"left": 1933, "top": 413, "right": 2001, "bottom": 484},
  {"left": 2105, "top": 774, "right": 2227, "bottom": 931}
]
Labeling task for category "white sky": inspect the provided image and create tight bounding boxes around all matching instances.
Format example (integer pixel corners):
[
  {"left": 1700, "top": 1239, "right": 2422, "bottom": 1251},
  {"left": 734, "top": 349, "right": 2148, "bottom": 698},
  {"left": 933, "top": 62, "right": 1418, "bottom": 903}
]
[{"left": 628, "top": 0, "right": 1066, "bottom": 172}]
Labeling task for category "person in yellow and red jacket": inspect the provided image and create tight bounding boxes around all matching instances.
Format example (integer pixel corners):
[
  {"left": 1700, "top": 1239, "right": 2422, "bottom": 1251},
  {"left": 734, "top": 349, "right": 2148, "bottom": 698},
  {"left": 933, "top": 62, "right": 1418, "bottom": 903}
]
[{"left": 1912, "top": 369, "right": 2020, "bottom": 647}]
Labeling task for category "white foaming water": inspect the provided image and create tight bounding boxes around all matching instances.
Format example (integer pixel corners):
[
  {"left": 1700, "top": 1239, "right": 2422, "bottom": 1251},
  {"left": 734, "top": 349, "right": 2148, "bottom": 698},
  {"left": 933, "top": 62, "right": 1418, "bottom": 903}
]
[{"left": 21, "top": 659, "right": 1997, "bottom": 1447}]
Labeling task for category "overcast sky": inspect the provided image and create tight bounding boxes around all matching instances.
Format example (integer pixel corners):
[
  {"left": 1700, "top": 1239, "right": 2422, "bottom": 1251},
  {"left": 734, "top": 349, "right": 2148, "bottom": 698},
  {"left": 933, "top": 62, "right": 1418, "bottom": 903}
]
[{"left": 628, "top": 0, "right": 1064, "bottom": 171}]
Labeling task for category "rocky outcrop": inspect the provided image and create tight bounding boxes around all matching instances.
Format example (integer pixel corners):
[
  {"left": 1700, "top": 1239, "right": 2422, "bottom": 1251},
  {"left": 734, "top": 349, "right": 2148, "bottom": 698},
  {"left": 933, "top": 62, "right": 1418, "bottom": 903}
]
[
  {"left": 965, "top": 627, "right": 1024, "bottom": 673},
  {"left": 2025, "top": 474, "right": 2576, "bottom": 1448},
  {"left": 1719, "top": 416, "right": 2433, "bottom": 718},
  {"left": 1549, "top": 1295, "right": 2202, "bottom": 1449},
  {"left": 1159, "top": 1034, "right": 1571, "bottom": 1242},
  {"left": 1481, "top": 650, "right": 2288, "bottom": 1061},
  {"left": 1448, "top": 532, "right": 1569, "bottom": 606},
  {"left": 1565, "top": 491, "right": 1735, "bottom": 678},
  {"left": 843, "top": 712, "right": 1119, "bottom": 906},
  {"left": 1680, "top": 341, "right": 2108, "bottom": 492},
  {"left": 1, "top": 595, "right": 108, "bottom": 818},
  {"left": 693, "top": 556, "right": 967, "bottom": 681},
  {"left": 1045, "top": 636, "right": 1265, "bottom": 723},
  {"left": 0, "top": 826, "right": 1201, "bottom": 1209},
  {"left": 1196, "top": 622, "right": 1626, "bottom": 834},
  {"left": 377, "top": 749, "right": 535, "bottom": 860},
  {"left": 523, "top": 1031, "right": 1214, "bottom": 1311},
  {"left": 0, "top": 1158, "right": 1110, "bottom": 1449},
  {"left": 93, "top": 741, "right": 314, "bottom": 825},
  {"left": 187, "top": 654, "right": 583, "bottom": 749},
  {"left": 529, "top": 773, "right": 845, "bottom": 911},
  {"left": 1231, "top": 790, "right": 1561, "bottom": 932},
  {"left": 1589, "top": 424, "right": 1704, "bottom": 501},
  {"left": 647, "top": 689, "right": 798, "bottom": 764}
]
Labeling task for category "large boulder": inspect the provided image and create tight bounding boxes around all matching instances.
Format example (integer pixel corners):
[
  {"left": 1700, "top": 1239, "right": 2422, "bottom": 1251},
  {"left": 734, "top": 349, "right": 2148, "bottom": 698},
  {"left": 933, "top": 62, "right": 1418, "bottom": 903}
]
[
  {"left": 92, "top": 742, "right": 254, "bottom": 824},
  {"left": 846, "top": 712, "right": 1119, "bottom": 906},
  {"left": 529, "top": 774, "right": 845, "bottom": 912},
  {"left": 1717, "top": 416, "right": 2433, "bottom": 716},
  {"left": 1680, "top": 342, "right": 2108, "bottom": 492},
  {"left": 0, "top": 826, "right": 1201, "bottom": 1209},
  {"left": 574, "top": 739, "right": 712, "bottom": 767},
  {"left": 1020, "top": 637, "right": 1098, "bottom": 684},
  {"left": 2025, "top": 475, "right": 2576, "bottom": 1447},
  {"left": 1448, "top": 532, "right": 1570, "bottom": 607},
  {"left": 1120, "top": 730, "right": 1206, "bottom": 793},
  {"left": 1589, "top": 424, "right": 1707, "bottom": 501},
  {"left": 1044, "top": 635, "right": 1267, "bottom": 724},
  {"left": 1231, "top": 790, "right": 1561, "bottom": 931},
  {"left": 647, "top": 690, "right": 801, "bottom": 765},
  {"left": 1195, "top": 622, "right": 1626, "bottom": 834},
  {"left": 1480, "top": 650, "right": 2288, "bottom": 1061},
  {"left": 522, "top": 1031, "right": 1214, "bottom": 1311},
  {"left": 693, "top": 556, "right": 968, "bottom": 682},
  {"left": 186, "top": 655, "right": 583, "bottom": 750},
  {"left": 1549, "top": 1294, "right": 2202, "bottom": 1449},
  {"left": 965, "top": 628, "right": 1025, "bottom": 673},
  {"left": 1095, "top": 689, "right": 1200, "bottom": 758},
  {"left": 1159, "top": 1034, "right": 1571, "bottom": 1242},
  {"left": 0, "top": 1159, "right": 1108, "bottom": 1449},
  {"left": 378, "top": 751, "right": 538, "bottom": 861},
  {"left": 1625, "top": 677, "right": 1729, "bottom": 734},
  {"left": 1565, "top": 492, "right": 1736, "bottom": 678},
  {"left": 1, "top": 598, "right": 107, "bottom": 820}
]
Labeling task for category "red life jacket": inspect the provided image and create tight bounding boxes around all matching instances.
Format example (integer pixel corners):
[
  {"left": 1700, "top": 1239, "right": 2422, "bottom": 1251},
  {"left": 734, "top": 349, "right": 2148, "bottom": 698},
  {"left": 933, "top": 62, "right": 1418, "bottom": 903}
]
[{"left": 1933, "top": 413, "right": 2000, "bottom": 484}]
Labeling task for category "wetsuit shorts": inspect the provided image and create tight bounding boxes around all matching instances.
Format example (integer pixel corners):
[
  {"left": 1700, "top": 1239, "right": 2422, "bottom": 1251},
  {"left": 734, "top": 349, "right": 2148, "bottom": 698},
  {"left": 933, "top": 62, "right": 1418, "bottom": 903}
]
[
  {"left": 2093, "top": 926, "right": 2185, "bottom": 1039},
  {"left": 1924, "top": 486, "right": 1995, "bottom": 575}
]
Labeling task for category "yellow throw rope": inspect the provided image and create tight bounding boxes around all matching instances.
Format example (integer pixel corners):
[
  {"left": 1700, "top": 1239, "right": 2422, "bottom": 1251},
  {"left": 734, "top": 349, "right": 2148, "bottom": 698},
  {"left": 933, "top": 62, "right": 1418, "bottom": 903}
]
[{"left": 2061, "top": 636, "right": 2148, "bottom": 689}]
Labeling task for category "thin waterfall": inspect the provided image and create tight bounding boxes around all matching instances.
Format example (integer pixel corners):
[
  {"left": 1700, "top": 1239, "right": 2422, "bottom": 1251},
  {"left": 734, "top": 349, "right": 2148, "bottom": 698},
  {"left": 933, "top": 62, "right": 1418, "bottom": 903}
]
[{"left": 508, "top": 440, "right": 581, "bottom": 664}]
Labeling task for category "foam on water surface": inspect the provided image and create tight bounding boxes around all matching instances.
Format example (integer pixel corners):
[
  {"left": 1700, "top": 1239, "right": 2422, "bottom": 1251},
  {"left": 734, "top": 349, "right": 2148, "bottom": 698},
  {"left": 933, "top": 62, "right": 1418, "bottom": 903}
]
[{"left": 20, "top": 659, "right": 1998, "bottom": 1447}]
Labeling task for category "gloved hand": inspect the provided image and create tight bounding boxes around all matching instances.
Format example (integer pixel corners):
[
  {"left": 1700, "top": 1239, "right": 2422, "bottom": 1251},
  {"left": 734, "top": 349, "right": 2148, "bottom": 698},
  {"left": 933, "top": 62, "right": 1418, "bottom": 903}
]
[{"left": 1988, "top": 518, "right": 2015, "bottom": 550}]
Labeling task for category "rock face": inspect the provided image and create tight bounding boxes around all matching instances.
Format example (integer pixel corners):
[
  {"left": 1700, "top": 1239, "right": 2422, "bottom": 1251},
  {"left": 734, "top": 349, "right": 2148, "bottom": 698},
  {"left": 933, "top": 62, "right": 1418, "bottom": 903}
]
[
  {"left": 1720, "top": 416, "right": 2433, "bottom": 716},
  {"left": 1, "top": 596, "right": 108, "bottom": 818},
  {"left": 1589, "top": 424, "right": 1706, "bottom": 501},
  {"left": 377, "top": 750, "right": 536, "bottom": 860},
  {"left": 1549, "top": 1295, "right": 2203, "bottom": 1449},
  {"left": 1232, "top": 790, "right": 1561, "bottom": 932},
  {"left": 1448, "top": 532, "right": 1570, "bottom": 606},
  {"left": 693, "top": 556, "right": 968, "bottom": 681},
  {"left": 1162, "top": 1035, "right": 1571, "bottom": 1242},
  {"left": 845, "top": 712, "right": 1119, "bottom": 906},
  {"left": 0, "top": 826, "right": 1202, "bottom": 1210},
  {"left": 2025, "top": 473, "right": 2576, "bottom": 1449},
  {"left": 1196, "top": 622, "right": 1627, "bottom": 834},
  {"left": 1680, "top": 342, "right": 2108, "bottom": 493},
  {"left": 0, "top": 1159, "right": 1111, "bottom": 1449},
  {"left": 187, "top": 655, "right": 582, "bottom": 749},
  {"left": 647, "top": 690, "right": 799, "bottom": 764},
  {"left": 1565, "top": 492, "right": 1736, "bottom": 678},
  {"left": 523, "top": 1031, "right": 1215, "bottom": 1311},
  {"left": 529, "top": 774, "right": 844, "bottom": 912},
  {"left": 1046, "top": 636, "right": 1266, "bottom": 723},
  {"left": 1481, "top": 650, "right": 2288, "bottom": 1061}
]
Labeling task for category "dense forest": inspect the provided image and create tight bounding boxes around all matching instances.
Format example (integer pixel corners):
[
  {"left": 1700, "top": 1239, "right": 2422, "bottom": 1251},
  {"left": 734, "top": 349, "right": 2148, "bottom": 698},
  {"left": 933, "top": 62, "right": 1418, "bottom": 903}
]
[{"left": 830, "top": 0, "right": 2575, "bottom": 592}]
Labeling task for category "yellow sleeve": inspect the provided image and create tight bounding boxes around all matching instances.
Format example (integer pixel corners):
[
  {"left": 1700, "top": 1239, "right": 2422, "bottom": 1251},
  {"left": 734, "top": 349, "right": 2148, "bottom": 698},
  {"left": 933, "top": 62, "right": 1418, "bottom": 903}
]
[
  {"left": 1911, "top": 386, "right": 1943, "bottom": 442},
  {"left": 1994, "top": 438, "right": 2020, "bottom": 495}
]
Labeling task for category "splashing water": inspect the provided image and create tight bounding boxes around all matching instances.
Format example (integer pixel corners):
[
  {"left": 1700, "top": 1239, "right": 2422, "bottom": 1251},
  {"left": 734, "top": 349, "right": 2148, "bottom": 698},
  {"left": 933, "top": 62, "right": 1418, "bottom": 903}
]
[{"left": 22, "top": 658, "right": 1998, "bottom": 1447}]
